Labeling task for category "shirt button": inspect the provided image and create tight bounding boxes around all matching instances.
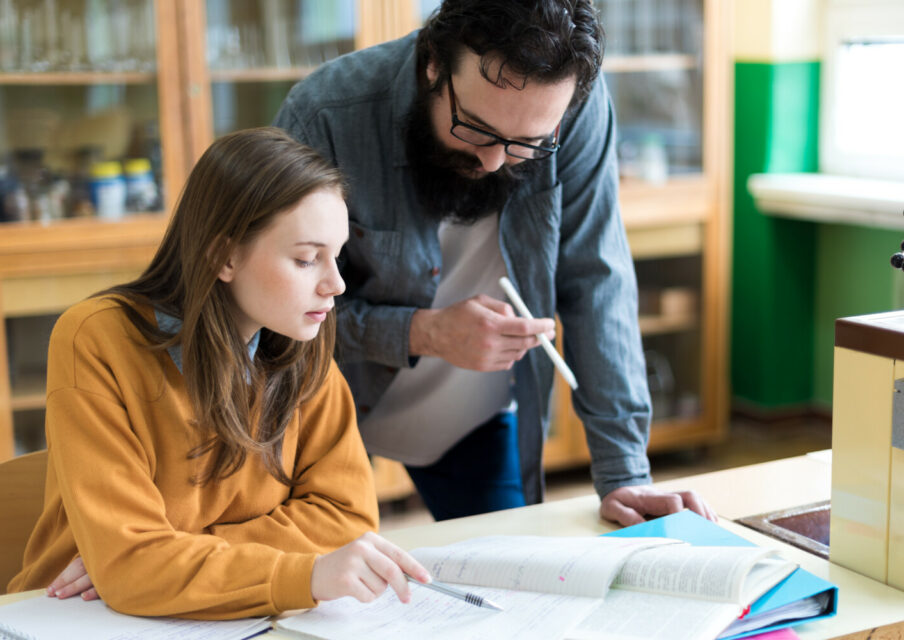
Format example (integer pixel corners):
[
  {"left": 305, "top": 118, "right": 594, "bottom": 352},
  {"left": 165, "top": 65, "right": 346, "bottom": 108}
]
[
  {"left": 430, "top": 266, "right": 440, "bottom": 277},
  {"left": 354, "top": 228, "right": 365, "bottom": 238},
  {"left": 385, "top": 366, "right": 397, "bottom": 374},
  {"left": 359, "top": 405, "right": 371, "bottom": 414}
]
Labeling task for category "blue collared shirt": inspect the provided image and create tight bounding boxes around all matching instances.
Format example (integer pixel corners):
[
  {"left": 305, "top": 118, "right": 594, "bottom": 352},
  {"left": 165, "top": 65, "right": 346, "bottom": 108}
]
[
  {"left": 273, "top": 33, "right": 652, "bottom": 503},
  {"left": 155, "top": 309, "right": 260, "bottom": 375}
]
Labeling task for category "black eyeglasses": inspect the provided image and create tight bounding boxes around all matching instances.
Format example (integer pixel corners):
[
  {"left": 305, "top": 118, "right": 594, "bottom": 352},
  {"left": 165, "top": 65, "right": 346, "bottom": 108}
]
[{"left": 447, "top": 78, "right": 561, "bottom": 160}]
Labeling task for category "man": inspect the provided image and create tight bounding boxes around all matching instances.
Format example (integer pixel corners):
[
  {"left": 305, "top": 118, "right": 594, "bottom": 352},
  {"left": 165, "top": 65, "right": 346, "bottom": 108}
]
[{"left": 273, "top": 0, "right": 715, "bottom": 525}]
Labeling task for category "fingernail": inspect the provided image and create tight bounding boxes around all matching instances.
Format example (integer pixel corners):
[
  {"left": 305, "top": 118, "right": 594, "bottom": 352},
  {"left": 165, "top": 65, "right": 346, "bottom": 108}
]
[
  {"left": 46, "top": 587, "right": 54, "bottom": 596},
  {"left": 82, "top": 592, "right": 89, "bottom": 600}
]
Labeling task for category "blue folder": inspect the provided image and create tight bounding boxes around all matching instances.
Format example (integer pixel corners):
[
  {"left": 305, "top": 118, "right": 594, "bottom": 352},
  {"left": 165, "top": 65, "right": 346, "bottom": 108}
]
[{"left": 603, "top": 510, "right": 838, "bottom": 639}]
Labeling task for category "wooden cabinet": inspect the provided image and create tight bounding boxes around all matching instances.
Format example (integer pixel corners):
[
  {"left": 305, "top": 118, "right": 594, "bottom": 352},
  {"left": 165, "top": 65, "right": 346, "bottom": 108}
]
[
  {"left": 545, "top": 0, "right": 731, "bottom": 469},
  {"left": 0, "top": 0, "right": 189, "bottom": 461},
  {"left": 0, "top": 0, "right": 729, "bottom": 501},
  {"left": 0, "top": 1, "right": 415, "bottom": 479}
]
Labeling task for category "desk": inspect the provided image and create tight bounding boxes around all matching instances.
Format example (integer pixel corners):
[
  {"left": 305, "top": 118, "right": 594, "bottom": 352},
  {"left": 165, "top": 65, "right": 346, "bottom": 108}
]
[{"left": 3, "top": 453, "right": 903, "bottom": 639}]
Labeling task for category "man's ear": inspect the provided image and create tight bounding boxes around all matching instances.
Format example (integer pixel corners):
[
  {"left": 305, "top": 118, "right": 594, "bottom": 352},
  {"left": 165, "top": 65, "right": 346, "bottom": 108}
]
[{"left": 426, "top": 58, "right": 439, "bottom": 85}]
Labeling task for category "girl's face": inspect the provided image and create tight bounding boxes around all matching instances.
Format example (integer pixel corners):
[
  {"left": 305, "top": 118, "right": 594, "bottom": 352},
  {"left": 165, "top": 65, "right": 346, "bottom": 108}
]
[{"left": 219, "top": 188, "right": 348, "bottom": 344}]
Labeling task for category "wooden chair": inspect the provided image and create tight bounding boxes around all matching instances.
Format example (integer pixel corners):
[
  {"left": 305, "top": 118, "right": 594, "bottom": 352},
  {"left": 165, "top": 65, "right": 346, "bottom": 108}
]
[{"left": 0, "top": 450, "right": 47, "bottom": 594}]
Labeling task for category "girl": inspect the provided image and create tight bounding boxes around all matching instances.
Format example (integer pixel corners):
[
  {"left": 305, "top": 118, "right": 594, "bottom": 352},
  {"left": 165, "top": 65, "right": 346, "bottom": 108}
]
[{"left": 8, "top": 127, "right": 429, "bottom": 618}]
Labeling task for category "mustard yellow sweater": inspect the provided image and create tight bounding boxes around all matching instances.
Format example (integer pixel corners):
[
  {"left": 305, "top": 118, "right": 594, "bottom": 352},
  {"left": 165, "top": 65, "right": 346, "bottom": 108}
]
[{"left": 9, "top": 297, "right": 378, "bottom": 618}]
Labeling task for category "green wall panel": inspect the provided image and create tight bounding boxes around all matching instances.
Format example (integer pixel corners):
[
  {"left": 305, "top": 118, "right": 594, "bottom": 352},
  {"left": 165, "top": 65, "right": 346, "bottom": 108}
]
[
  {"left": 812, "top": 225, "right": 904, "bottom": 407},
  {"left": 732, "top": 61, "right": 820, "bottom": 408}
]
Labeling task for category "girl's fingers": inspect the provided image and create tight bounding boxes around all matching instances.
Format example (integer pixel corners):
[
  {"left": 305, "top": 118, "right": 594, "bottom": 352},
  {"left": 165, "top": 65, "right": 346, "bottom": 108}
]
[
  {"left": 47, "top": 557, "right": 89, "bottom": 596},
  {"left": 55, "top": 573, "right": 95, "bottom": 599}
]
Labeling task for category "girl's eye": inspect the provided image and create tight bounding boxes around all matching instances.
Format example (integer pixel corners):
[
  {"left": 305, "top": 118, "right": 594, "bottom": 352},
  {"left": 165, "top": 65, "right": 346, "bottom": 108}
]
[{"left": 295, "top": 259, "right": 315, "bottom": 268}]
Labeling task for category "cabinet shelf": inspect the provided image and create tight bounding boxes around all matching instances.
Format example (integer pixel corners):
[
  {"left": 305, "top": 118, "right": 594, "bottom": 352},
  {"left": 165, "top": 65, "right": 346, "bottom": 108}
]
[
  {"left": 10, "top": 374, "right": 45, "bottom": 412},
  {"left": 0, "top": 215, "right": 166, "bottom": 278},
  {"left": 603, "top": 53, "right": 698, "bottom": 73},
  {"left": 638, "top": 313, "right": 698, "bottom": 335},
  {"left": 649, "top": 417, "right": 720, "bottom": 452},
  {"left": 0, "top": 71, "right": 157, "bottom": 86},
  {"left": 209, "top": 67, "right": 317, "bottom": 83}
]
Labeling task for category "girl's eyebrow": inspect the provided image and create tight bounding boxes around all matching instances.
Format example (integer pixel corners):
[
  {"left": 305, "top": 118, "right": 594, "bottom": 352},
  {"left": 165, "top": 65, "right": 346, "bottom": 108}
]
[{"left": 293, "top": 235, "right": 350, "bottom": 247}]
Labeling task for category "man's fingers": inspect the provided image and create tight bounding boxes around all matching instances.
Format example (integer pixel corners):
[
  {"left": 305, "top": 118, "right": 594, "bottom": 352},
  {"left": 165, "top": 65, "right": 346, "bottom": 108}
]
[
  {"left": 635, "top": 491, "right": 684, "bottom": 516},
  {"left": 497, "top": 315, "right": 555, "bottom": 338},
  {"left": 472, "top": 295, "right": 513, "bottom": 315},
  {"left": 679, "top": 490, "right": 718, "bottom": 522},
  {"left": 600, "top": 499, "right": 646, "bottom": 527}
]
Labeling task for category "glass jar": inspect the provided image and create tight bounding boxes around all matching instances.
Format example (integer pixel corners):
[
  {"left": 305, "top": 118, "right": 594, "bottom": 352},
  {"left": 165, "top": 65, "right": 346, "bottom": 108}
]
[
  {"left": 123, "top": 157, "right": 159, "bottom": 212},
  {"left": 90, "top": 161, "right": 127, "bottom": 220}
]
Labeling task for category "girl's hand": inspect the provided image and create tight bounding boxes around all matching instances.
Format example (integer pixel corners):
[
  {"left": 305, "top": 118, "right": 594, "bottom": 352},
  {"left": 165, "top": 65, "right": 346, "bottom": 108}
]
[
  {"left": 46, "top": 557, "right": 98, "bottom": 601},
  {"left": 311, "top": 532, "right": 431, "bottom": 604}
]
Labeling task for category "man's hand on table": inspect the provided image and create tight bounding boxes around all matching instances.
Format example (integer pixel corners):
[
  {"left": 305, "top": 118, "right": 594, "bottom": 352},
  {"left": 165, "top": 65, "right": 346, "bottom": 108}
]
[{"left": 600, "top": 485, "right": 718, "bottom": 526}]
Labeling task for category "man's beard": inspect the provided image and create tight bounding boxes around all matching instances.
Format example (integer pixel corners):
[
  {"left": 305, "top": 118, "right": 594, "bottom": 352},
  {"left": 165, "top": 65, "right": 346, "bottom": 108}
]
[{"left": 404, "top": 86, "right": 542, "bottom": 225}]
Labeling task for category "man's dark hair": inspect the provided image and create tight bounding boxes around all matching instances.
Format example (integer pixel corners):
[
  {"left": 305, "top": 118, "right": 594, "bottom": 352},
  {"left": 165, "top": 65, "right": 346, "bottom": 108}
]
[{"left": 417, "top": 0, "right": 604, "bottom": 105}]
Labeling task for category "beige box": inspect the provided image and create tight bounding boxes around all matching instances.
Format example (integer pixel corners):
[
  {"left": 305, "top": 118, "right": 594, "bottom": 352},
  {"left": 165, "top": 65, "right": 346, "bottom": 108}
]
[{"left": 831, "top": 311, "right": 904, "bottom": 587}]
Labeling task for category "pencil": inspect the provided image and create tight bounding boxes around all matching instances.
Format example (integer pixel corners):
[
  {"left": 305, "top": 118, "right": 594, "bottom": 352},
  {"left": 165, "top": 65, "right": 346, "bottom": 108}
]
[
  {"left": 405, "top": 575, "right": 504, "bottom": 611},
  {"left": 498, "top": 277, "right": 579, "bottom": 390}
]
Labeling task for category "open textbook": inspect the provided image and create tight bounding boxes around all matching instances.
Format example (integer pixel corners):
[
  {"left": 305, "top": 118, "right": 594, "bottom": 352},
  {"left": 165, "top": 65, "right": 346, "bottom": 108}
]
[{"left": 276, "top": 533, "right": 799, "bottom": 640}]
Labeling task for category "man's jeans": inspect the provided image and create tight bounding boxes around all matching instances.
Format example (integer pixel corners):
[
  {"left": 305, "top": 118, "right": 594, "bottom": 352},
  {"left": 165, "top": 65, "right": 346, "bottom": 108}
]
[{"left": 405, "top": 412, "right": 526, "bottom": 521}]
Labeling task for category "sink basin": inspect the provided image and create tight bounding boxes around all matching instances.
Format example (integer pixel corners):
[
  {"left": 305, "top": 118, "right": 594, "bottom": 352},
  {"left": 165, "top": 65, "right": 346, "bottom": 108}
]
[{"left": 736, "top": 500, "right": 830, "bottom": 559}]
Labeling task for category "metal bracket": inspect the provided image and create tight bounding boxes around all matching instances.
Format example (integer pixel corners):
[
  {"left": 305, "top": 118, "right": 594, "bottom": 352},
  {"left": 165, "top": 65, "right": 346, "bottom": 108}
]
[{"left": 893, "top": 378, "right": 904, "bottom": 449}]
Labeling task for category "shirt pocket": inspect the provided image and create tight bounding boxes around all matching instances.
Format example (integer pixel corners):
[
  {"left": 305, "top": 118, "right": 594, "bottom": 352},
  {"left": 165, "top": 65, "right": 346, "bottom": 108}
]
[{"left": 343, "top": 220, "right": 404, "bottom": 300}]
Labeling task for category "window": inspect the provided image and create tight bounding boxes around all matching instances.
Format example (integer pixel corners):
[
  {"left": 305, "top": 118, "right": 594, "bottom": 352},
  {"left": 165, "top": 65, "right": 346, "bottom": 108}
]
[{"left": 821, "top": 0, "right": 904, "bottom": 181}]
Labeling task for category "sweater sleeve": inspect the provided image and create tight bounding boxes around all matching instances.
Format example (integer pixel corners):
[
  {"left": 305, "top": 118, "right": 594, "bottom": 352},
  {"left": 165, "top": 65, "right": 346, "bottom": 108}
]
[
  {"left": 206, "top": 362, "right": 379, "bottom": 551},
  {"left": 44, "top": 309, "right": 370, "bottom": 619}
]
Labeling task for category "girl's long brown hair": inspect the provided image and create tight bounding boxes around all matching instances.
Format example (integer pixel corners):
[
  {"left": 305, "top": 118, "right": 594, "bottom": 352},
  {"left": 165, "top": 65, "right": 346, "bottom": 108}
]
[{"left": 103, "top": 127, "right": 346, "bottom": 485}]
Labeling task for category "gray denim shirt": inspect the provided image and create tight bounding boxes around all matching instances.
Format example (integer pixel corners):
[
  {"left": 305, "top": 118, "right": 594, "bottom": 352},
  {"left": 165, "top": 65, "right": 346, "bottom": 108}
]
[{"left": 273, "top": 33, "right": 652, "bottom": 504}]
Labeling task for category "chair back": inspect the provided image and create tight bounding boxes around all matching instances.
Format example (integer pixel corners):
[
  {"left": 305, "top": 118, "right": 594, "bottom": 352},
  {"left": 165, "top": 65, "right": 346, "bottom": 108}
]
[{"left": 0, "top": 450, "right": 47, "bottom": 594}]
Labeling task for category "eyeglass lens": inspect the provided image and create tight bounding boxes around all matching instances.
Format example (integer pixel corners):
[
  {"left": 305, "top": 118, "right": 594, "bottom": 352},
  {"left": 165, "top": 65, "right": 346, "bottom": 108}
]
[{"left": 451, "top": 124, "right": 553, "bottom": 160}]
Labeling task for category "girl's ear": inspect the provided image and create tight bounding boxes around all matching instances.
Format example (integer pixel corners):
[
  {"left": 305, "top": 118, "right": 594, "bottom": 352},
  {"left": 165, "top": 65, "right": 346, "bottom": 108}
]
[
  {"left": 217, "top": 255, "right": 236, "bottom": 283},
  {"left": 213, "top": 237, "right": 238, "bottom": 283}
]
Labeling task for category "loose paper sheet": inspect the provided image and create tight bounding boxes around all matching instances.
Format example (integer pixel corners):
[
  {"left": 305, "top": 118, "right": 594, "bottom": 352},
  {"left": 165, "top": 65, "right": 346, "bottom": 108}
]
[
  {"left": 277, "top": 584, "right": 600, "bottom": 640},
  {"left": 0, "top": 595, "right": 270, "bottom": 640}
]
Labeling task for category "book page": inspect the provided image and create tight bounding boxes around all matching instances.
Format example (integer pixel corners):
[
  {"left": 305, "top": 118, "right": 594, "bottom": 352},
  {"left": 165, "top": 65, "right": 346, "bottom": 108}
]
[
  {"left": 613, "top": 545, "right": 774, "bottom": 602},
  {"left": 0, "top": 595, "right": 270, "bottom": 640},
  {"left": 737, "top": 556, "right": 798, "bottom": 604},
  {"left": 411, "top": 536, "right": 681, "bottom": 598},
  {"left": 277, "top": 583, "right": 600, "bottom": 640},
  {"left": 567, "top": 589, "right": 740, "bottom": 640}
]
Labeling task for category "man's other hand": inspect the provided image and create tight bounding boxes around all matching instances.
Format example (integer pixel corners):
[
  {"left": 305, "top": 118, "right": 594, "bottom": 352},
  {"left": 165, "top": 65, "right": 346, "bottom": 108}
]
[{"left": 599, "top": 485, "right": 717, "bottom": 526}]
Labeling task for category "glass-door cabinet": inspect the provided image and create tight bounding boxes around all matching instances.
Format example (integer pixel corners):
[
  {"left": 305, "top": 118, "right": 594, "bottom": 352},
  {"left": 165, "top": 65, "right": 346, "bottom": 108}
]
[
  {"left": 182, "top": 0, "right": 416, "bottom": 159},
  {"left": 545, "top": 0, "right": 730, "bottom": 467},
  {"left": 0, "top": 0, "right": 188, "bottom": 460},
  {"left": 0, "top": 0, "right": 424, "bottom": 504},
  {"left": 205, "top": 0, "right": 358, "bottom": 138}
]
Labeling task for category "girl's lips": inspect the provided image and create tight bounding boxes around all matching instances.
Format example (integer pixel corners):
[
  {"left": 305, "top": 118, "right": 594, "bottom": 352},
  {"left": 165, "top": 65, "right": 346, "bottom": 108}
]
[{"left": 305, "top": 311, "right": 328, "bottom": 322}]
